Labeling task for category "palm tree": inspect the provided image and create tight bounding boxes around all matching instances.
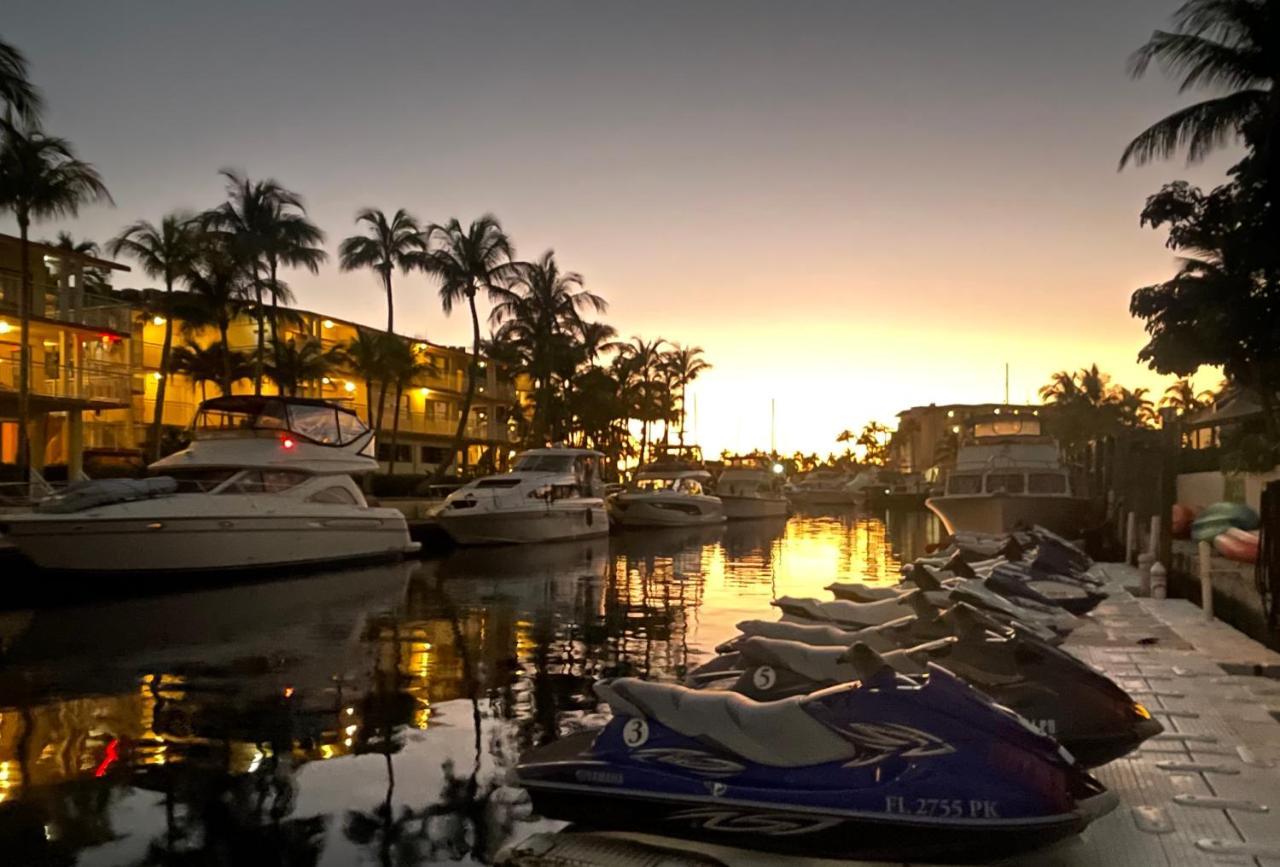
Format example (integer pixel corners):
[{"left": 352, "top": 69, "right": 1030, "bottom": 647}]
[
  {"left": 663, "top": 344, "right": 711, "bottom": 448},
  {"left": 269, "top": 336, "right": 339, "bottom": 397},
  {"left": 338, "top": 208, "right": 426, "bottom": 335},
  {"left": 420, "top": 215, "right": 519, "bottom": 478},
  {"left": 1121, "top": 0, "right": 1278, "bottom": 169},
  {"left": 205, "top": 170, "right": 321, "bottom": 395},
  {"left": 1161, "top": 377, "right": 1216, "bottom": 414},
  {"left": 339, "top": 328, "right": 395, "bottom": 430},
  {"left": 0, "top": 118, "right": 111, "bottom": 475},
  {"left": 169, "top": 342, "right": 250, "bottom": 401},
  {"left": 613, "top": 337, "right": 667, "bottom": 465},
  {"left": 44, "top": 230, "right": 111, "bottom": 292},
  {"left": 108, "top": 213, "right": 198, "bottom": 459},
  {"left": 381, "top": 338, "right": 431, "bottom": 475},
  {"left": 0, "top": 38, "right": 41, "bottom": 123},
  {"left": 1038, "top": 369, "right": 1081, "bottom": 404},
  {"left": 489, "top": 250, "right": 606, "bottom": 444},
  {"left": 1109, "top": 386, "right": 1157, "bottom": 428},
  {"left": 180, "top": 234, "right": 250, "bottom": 395}
]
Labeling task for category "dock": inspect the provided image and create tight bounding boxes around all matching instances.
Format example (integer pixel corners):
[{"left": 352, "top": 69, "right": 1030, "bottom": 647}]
[{"left": 497, "top": 562, "right": 1280, "bottom": 867}]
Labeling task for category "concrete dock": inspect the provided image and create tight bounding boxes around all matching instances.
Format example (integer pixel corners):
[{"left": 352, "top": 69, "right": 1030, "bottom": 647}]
[{"left": 498, "top": 562, "right": 1280, "bottom": 867}]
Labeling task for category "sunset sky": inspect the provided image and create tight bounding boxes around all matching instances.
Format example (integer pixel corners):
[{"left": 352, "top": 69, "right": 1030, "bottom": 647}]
[{"left": 4, "top": 1, "right": 1231, "bottom": 455}]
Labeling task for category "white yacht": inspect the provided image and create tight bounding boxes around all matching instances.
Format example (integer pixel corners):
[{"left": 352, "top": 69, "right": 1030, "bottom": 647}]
[
  {"left": 716, "top": 455, "right": 788, "bottom": 520},
  {"left": 786, "top": 468, "right": 857, "bottom": 506},
  {"left": 0, "top": 396, "right": 419, "bottom": 573},
  {"left": 612, "top": 448, "right": 725, "bottom": 527},
  {"left": 926, "top": 413, "right": 1090, "bottom": 537},
  {"left": 436, "top": 447, "right": 609, "bottom": 545}
]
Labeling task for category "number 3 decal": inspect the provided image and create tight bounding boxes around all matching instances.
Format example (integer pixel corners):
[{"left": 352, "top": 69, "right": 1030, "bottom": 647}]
[{"left": 622, "top": 718, "right": 650, "bottom": 747}]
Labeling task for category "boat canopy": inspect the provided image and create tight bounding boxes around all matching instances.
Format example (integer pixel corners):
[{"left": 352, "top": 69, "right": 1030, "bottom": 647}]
[{"left": 193, "top": 396, "right": 370, "bottom": 448}]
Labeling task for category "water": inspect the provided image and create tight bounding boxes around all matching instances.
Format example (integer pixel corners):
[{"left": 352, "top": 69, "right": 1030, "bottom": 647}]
[{"left": 0, "top": 510, "right": 940, "bottom": 865}]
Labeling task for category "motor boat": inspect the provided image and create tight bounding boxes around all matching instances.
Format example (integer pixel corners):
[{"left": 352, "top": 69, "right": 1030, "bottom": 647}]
[
  {"left": 927, "top": 413, "right": 1091, "bottom": 537},
  {"left": 0, "top": 396, "right": 419, "bottom": 573},
  {"left": 692, "top": 605, "right": 1161, "bottom": 767},
  {"left": 611, "top": 448, "right": 724, "bottom": 527},
  {"left": 715, "top": 455, "right": 788, "bottom": 520},
  {"left": 786, "top": 468, "right": 856, "bottom": 506},
  {"left": 516, "top": 645, "right": 1117, "bottom": 862},
  {"left": 436, "top": 447, "right": 609, "bottom": 545}
]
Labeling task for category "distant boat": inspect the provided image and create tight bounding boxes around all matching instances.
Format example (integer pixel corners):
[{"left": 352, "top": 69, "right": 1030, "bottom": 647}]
[
  {"left": 436, "top": 447, "right": 609, "bottom": 545},
  {"left": 787, "top": 468, "right": 857, "bottom": 506},
  {"left": 717, "top": 455, "right": 788, "bottom": 520},
  {"left": 612, "top": 445, "right": 726, "bottom": 527},
  {"left": 926, "top": 413, "right": 1090, "bottom": 537}
]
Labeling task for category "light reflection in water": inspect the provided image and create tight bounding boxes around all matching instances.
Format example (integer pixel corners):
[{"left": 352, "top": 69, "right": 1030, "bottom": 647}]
[{"left": 0, "top": 510, "right": 939, "bottom": 864}]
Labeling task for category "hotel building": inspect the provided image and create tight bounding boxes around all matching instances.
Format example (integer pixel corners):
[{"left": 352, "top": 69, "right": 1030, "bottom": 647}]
[{"left": 0, "top": 232, "right": 524, "bottom": 480}]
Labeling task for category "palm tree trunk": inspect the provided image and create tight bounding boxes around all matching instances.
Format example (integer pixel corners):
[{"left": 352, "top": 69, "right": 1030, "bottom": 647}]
[
  {"left": 384, "top": 271, "right": 394, "bottom": 334},
  {"left": 16, "top": 214, "right": 32, "bottom": 479},
  {"left": 252, "top": 270, "right": 265, "bottom": 396},
  {"left": 219, "top": 321, "right": 233, "bottom": 395},
  {"left": 151, "top": 277, "right": 175, "bottom": 461},
  {"left": 679, "top": 383, "right": 687, "bottom": 448},
  {"left": 269, "top": 259, "right": 281, "bottom": 395},
  {"left": 389, "top": 383, "right": 403, "bottom": 476},
  {"left": 433, "top": 290, "right": 481, "bottom": 482}
]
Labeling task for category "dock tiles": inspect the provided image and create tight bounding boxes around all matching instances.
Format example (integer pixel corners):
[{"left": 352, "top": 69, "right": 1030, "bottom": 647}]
[{"left": 1062, "top": 636, "right": 1280, "bottom": 866}]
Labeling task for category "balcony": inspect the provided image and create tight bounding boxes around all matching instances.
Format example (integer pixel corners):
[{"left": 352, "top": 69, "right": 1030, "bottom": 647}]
[
  {"left": 0, "top": 355, "right": 132, "bottom": 407},
  {"left": 0, "top": 275, "right": 133, "bottom": 334}
]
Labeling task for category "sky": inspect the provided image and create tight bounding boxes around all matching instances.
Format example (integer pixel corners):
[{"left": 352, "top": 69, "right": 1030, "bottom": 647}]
[{"left": 3, "top": 1, "right": 1234, "bottom": 456}]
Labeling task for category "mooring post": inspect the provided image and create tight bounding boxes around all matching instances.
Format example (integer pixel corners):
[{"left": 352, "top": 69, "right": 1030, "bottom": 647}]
[
  {"left": 1125, "top": 511, "right": 1137, "bottom": 565},
  {"left": 1150, "top": 561, "right": 1167, "bottom": 599},
  {"left": 1138, "top": 551, "right": 1154, "bottom": 596},
  {"left": 1197, "top": 540, "right": 1214, "bottom": 621}
]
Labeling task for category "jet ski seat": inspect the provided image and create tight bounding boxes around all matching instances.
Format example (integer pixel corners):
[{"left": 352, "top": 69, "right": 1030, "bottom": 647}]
[
  {"left": 773, "top": 592, "right": 950, "bottom": 627},
  {"left": 740, "top": 636, "right": 958, "bottom": 681},
  {"left": 596, "top": 678, "right": 857, "bottom": 767}
]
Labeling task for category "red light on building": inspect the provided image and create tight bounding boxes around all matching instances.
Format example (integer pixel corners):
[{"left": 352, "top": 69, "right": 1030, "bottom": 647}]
[{"left": 282, "top": 437, "right": 296, "bottom": 450}]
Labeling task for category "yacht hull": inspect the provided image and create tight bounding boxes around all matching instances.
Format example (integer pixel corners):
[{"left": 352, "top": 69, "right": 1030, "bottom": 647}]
[
  {"left": 720, "top": 495, "right": 789, "bottom": 520},
  {"left": 612, "top": 494, "right": 725, "bottom": 527},
  {"left": 437, "top": 504, "right": 609, "bottom": 545},
  {"left": 0, "top": 510, "right": 417, "bottom": 573},
  {"left": 926, "top": 493, "right": 1091, "bottom": 537}
]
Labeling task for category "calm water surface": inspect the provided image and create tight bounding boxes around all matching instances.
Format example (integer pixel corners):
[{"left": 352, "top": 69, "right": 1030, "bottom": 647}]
[{"left": 0, "top": 510, "right": 939, "bottom": 865}]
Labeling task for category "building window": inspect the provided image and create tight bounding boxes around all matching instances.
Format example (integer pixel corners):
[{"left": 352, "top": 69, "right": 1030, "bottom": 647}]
[
  {"left": 376, "top": 443, "right": 412, "bottom": 462},
  {"left": 421, "top": 446, "right": 448, "bottom": 464}
]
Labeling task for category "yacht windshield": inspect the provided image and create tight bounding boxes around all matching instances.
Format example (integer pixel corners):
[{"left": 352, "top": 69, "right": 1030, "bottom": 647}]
[
  {"left": 632, "top": 478, "right": 674, "bottom": 491},
  {"left": 514, "top": 454, "right": 575, "bottom": 473},
  {"left": 192, "top": 398, "right": 368, "bottom": 446}
]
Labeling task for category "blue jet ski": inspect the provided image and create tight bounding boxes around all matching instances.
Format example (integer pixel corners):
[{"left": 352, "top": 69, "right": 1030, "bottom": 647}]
[{"left": 516, "top": 645, "right": 1118, "bottom": 863}]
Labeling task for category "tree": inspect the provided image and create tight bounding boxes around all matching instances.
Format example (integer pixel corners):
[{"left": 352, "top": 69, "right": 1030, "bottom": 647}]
[
  {"left": 1130, "top": 179, "right": 1280, "bottom": 439},
  {"left": 269, "top": 336, "right": 339, "bottom": 397},
  {"left": 613, "top": 337, "right": 667, "bottom": 465},
  {"left": 339, "top": 328, "right": 395, "bottom": 430},
  {"left": 489, "top": 250, "right": 605, "bottom": 444},
  {"left": 338, "top": 208, "right": 425, "bottom": 335},
  {"left": 108, "top": 213, "right": 198, "bottom": 459},
  {"left": 1121, "top": 0, "right": 1278, "bottom": 171},
  {"left": 0, "top": 118, "right": 110, "bottom": 476},
  {"left": 169, "top": 341, "right": 250, "bottom": 401},
  {"left": 1108, "top": 386, "right": 1158, "bottom": 428},
  {"left": 0, "top": 38, "right": 41, "bottom": 123},
  {"left": 663, "top": 344, "right": 711, "bottom": 448},
  {"left": 180, "top": 234, "right": 251, "bottom": 395},
  {"left": 381, "top": 338, "right": 431, "bottom": 475},
  {"left": 205, "top": 170, "right": 321, "bottom": 395},
  {"left": 1162, "top": 377, "right": 1215, "bottom": 414},
  {"left": 855, "top": 421, "right": 891, "bottom": 465},
  {"left": 420, "top": 215, "right": 519, "bottom": 478}
]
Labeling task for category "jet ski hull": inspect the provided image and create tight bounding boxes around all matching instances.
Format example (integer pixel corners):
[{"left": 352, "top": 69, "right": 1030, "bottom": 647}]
[{"left": 521, "top": 731, "right": 1098, "bottom": 863}]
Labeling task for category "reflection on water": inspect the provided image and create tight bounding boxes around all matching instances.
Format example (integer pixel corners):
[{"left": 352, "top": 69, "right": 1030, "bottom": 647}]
[{"left": 0, "top": 510, "right": 939, "bottom": 865}]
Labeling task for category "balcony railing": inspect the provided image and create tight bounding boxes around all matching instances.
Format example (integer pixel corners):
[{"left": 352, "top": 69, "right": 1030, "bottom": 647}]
[
  {"left": 0, "top": 355, "right": 131, "bottom": 405},
  {"left": 0, "top": 276, "right": 133, "bottom": 333}
]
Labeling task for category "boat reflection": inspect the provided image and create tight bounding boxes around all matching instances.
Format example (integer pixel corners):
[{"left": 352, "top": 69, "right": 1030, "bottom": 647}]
[{"left": 0, "top": 510, "right": 936, "bottom": 865}]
